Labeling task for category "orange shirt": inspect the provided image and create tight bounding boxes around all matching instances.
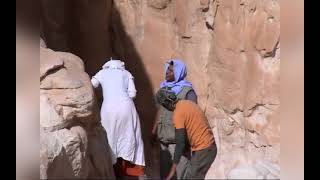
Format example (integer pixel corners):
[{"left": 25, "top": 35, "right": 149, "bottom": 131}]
[{"left": 173, "top": 100, "right": 214, "bottom": 151}]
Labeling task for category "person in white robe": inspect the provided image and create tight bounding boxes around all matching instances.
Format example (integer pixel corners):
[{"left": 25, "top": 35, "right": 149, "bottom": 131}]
[{"left": 91, "top": 59, "right": 145, "bottom": 177}]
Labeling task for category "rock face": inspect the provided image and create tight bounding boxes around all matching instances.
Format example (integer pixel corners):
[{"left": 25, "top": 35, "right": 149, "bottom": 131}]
[
  {"left": 227, "top": 160, "right": 280, "bottom": 179},
  {"left": 40, "top": 46, "right": 115, "bottom": 179},
  {"left": 110, "top": 0, "right": 280, "bottom": 178},
  {"left": 40, "top": 0, "right": 280, "bottom": 178}
]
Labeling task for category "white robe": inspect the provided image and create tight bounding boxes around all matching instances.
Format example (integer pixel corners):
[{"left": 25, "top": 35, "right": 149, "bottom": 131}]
[{"left": 91, "top": 60, "right": 145, "bottom": 166}]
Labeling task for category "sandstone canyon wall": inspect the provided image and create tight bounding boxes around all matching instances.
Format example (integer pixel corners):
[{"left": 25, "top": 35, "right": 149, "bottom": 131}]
[
  {"left": 41, "top": 0, "right": 280, "bottom": 179},
  {"left": 40, "top": 42, "right": 115, "bottom": 179}
]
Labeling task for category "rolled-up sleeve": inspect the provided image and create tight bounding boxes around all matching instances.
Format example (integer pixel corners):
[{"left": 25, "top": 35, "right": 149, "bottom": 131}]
[
  {"left": 91, "top": 77, "right": 100, "bottom": 88},
  {"left": 91, "top": 71, "right": 102, "bottom": 88},
  {"left": 186, "top": 90, "right": 198, "bottom": 104}
]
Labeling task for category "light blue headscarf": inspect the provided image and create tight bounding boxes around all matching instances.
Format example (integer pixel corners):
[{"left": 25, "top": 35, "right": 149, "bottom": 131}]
[{"left": 160, "top": 59, "right": 192, "bottom": 95}]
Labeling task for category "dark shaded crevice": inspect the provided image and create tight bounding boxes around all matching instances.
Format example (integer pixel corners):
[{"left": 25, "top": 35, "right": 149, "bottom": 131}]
[
  {"left": 250, "top": 141, "right": 272, "bottom": 149},
  {"left": 206, "top": 21, "right": 214, "bottom": 31},
  {"left": 248, "top": 103, "right": 266, "bottom": 112},
  {"left": 46, "top": 147, "right": 75, "bottom": 179},
  {"left": 40, "top": 0, "right": 71, "bottom": 52},
  {"left": 110, "top": 6, "right": 158, "bottom": 177},
  {"left": 246, "top": 103, "right": 278, "bottom": 117},
  {"left": 264, "top": 38, "right": 280, "bottom": 58},
  {"left": 182, "top": 35, "right": 192, "bottom": 39},
  {"left": 230, "top": 108, "right": 244, "bottom": 115},
  {"left": 202, "top": 7, "right": 210, "bottom": 12},
  {"left": 41, "top": 0, "right": 113, "bottom": 76},
  {"left": 40, "top": 66, "right": 65, "bottom": 82}
]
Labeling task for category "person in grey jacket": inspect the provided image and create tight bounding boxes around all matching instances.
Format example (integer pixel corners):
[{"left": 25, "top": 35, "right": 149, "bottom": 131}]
[{"left": 151, "top": 59, "right": 198, "bottom": 179}]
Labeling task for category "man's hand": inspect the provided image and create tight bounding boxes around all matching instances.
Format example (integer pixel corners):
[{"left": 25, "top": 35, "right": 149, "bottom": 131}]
[{"left": 165, "top": 163, "right": 177, "bottom": 180}]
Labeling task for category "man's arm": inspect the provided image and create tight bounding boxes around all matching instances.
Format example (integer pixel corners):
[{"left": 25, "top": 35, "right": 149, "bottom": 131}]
[
  {"left": 173, "top": 128, "right": 187, "bottom": 163},
  {"left": 165, "top": 128, "right": 187, "bottom": 180}
]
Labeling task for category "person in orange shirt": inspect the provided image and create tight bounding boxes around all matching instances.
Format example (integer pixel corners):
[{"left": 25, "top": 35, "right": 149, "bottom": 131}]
[{"left": 155, "top": 88, "right": 217, "bottom": 180}]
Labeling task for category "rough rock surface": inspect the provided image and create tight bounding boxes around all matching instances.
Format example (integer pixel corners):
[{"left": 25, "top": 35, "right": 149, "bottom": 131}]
[
  {"left": 110, "top": 0, "right": 280, "bottom": 178},
  {"left": 40, "top": 46, "right": 115, "bottom": 179}
]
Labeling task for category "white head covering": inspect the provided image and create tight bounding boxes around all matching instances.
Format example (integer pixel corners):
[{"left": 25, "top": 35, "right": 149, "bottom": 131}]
[{"left": 102, "top": 59, "right": 125, "bottom": 70}]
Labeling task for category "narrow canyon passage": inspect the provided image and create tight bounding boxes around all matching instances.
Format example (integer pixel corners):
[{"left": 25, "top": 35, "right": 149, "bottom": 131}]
[
  {"left": 41, "top": 0, "right": 161, "bottom": 177},
  {"left": 40, "top": 0, "right": 280, "bottom": 179}
]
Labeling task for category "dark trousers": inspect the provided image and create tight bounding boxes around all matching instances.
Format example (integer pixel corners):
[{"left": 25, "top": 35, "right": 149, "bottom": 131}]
[
  {"left": 160, "top": 143, "right": 191, "bottom": 179},
  {"left": 184, "top": 143, "right": 217, "bottom": 179}
]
